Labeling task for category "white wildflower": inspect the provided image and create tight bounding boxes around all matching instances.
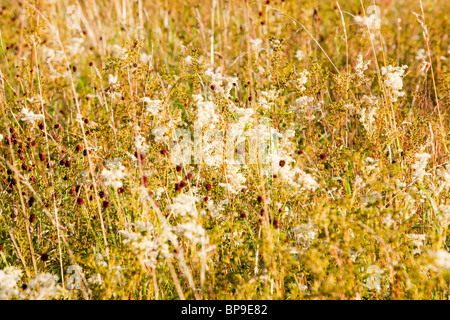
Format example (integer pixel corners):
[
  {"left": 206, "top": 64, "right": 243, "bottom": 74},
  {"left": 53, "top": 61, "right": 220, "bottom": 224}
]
[
  {"left": 437, "top": 165, "right": 450, "bottom": 188},
  {"left": 219, "top": 165, "right": 247, "bottom": 194},
  {"left": 411, "top": 153, "right": 431, "bottom": 182},
  {"left": 355, "top": 54, "right": 371, "bottom": 78},
  {"left": 295, "top": 49, "right": 305, "bottom": 61},
  {"left": 437, "top": 205, "right": 450, "bottom": 229},
  {"left": 101, "top": 159, "right": 126, "bottom": 188},
  {"left": 108, "top": 74, "right": 118, "bottom": 86},
  {"left": 23, "top": 273, "right": 62, "bottom": 300},
  {"left": 140, "top": 53, "right": 152, "bottom": 64},
  {"left": 175, "top": 221, "right": 208, "bottom": 244},
  {"left": 381, "top": 65, "right": 408, "bottom": 102},
  {"left": 134, "top": 132, "right": 149, "bottom": 155},
  {"left": 291, "top": 223, "right": 317, "bottom": 249},
  {"left": 354, "top": 13, "right": 380, "bottom": 30},
  {"left": 249, "top": 38, "right": 263, "bottom": 51},
  {"left": 167, "top": 194, "right": 198, "bottom": 217},
  {"left": 20, "top": 108, "right": 44, "bottom": 123},
  {"left": 0, "top": 269, "right": 20, "bottom": 299},
  {"left": 141, "top": 98, "right": 164, "bottom": 116},
  {"left": 428, "top": 250, "right": 450, "bottom": 271},
  {"left": 152, "top": 125, "right": 168, "bottom": 143}
]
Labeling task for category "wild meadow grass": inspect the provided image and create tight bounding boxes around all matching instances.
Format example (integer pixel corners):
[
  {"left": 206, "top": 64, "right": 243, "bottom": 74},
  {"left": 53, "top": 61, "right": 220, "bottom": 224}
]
[{"left": 0, "top": 0, "right": 449, "bottom": 300}]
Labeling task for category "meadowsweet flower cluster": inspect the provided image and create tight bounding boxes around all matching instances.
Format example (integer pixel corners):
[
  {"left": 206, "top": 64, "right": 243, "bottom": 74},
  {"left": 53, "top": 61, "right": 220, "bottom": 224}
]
[{"left": 1, "top": 0, "right": 450, "bottom": 301}]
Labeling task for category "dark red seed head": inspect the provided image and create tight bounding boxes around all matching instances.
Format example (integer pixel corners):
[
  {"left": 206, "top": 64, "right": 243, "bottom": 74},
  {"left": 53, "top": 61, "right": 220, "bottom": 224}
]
[
  {"left": 141, "top": 175, "right": 148, "bottom": 187},
  {"left": 39, "top": 152, "right": 46, "bottom": 162},
  {"left": 175, "top": 182, "right": 181, "bottom": 192},
  {"left": 38, "top": 123, "right": 44, "bottom": 130},
  {"left": 29, "top": 213, "right": 36, "bottom": 223},
  {"left": 102, "top": 200, "right": 110, "bottom": 209},
  {"left": 117, "top": 187, "right": 124, "bottom": 194},
  {"left": 54, "top": 123, "right": 60, "bottom": 129},
  {"left": 76, "top": 145, "right": 82, "bottom": 152},
  {"left": 279, "top": 160, "right": 286, "bottom": 167},
  {"left": 320, "top": 153, "right": 327, "bottom": 160},
  {"left": 9, "top": 128, "right": 14, "bottom": 134},
  {"left": 59, "top": 159, "right": 66, "bottom": 166},
  {"left": 22, "top": 163, "right": 28, "bottom": 171},
  {"left": 77, "top": 197, "right": 84, "bottom": 205},
  {"left": 186, "top": 172, "right": 193, "bottom": 180},
  {"left": 160, "top": 149, "right": 168, "bottom": 156},
  {"left": 180, "top": 180, "right": 187, "bottom": 188},
  {"left": 273, "top": 218, "right": 280, "bottom": 229},
  {"left": 273, "top": 174, "right": 278, "bottom": 178},
  {"left": 40, "top": 253, "right": 49, "bottom": 262},
  {"left": 205, "top": 183, "right": 212, "bottom": 191},
  {"left": 257, "top": 195, "right": 263, "bottom": 203},
  {"left": 297, "top": 149, "right": 304, "bottom": 155},
  {"left": 176, "top": 165, "right": 182, "bottom": 172},
  {"left": 65, "top": 160, "right": 71, "bottom": 168},
  {"left": 204, "top": 196, "right": 209, "bottom": 202},
  {"left": 99, "top": 191, "right": 105, "bottom": 198},
  {"left": 211, "top": 85, "right": 215, "bottom": 90},
  {"left": 28, "top": 197, "right": 35, "bottom": 207},
  {"left": 240, "top": 212, "right": 246, "bottom": 218}
]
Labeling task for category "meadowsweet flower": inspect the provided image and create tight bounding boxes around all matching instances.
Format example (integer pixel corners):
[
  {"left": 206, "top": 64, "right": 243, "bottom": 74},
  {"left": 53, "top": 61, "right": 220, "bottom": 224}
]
[
  {"left": 411, "top": 153, "right": 431, "bottom": 182},
  {"left": 140, "top": 53, "right": 151, "bottom": 64},
  {"left": 428, "top": 250, "right": 450, "bottom": 271},
  {"left": 249, "top": 38, "right": 263, "bottom": 51},
  {"left": 108, "top": 74, "right": 118, "bottom": 85},
  {"left": 101, "top": 158, "right": 126, "bottom": 188},
  {"left": 0, "top": 269, "right": 20, "bottom": 299},
  {"left": 381, "top": 65, "right": 408, "bottom": 101},
  {"left": 382, "top": 214, "right": 394, "bottom": 227},
  {"left": 166, "top": 194, "right": 198, "bottom": 217},
  {"left": 291, "top": 223, "right": 317, "bottom": 249},
  {"left": 195, "top": 99, "right": 220, "bottom": 128},
  {"left": 134, "top": 132, "right": 149, "bottom": 155},
  {"left": 20, "top": 108, "right": 44, "bottom": 123},
  {"left": 184, "top": 55, "right": 194, "bottom": 64},
  {"left": 297, "top": 169, "right": 319, "bottom": 191},
  {"left": 294, "top": 70, "right": 309, "bottom": 91},
  {"left": 354, "top": 13, "right": 380, "bottom": 30},
  {"left": 355, "top": 54, "right": 371, "bottom": 78},
  {"left": 295, "top": 50, "right": 305, "bottom": 61},
  {"left": 437, "top": 205, "right": 450, "bottom": 229},
  {"left": 141, "top": 98, "right": 164, "bottom": 116},
  {"left": 437, "top": 165, "right": 450, "bottom": 188},
  {"left": 219, "top": 165, "right": 247, "bottom": 194},
  {"left": 407, "top": 234, "right": 426, "bottom": 254},
  {"left": 415, "top": 49, "right": 427, "bottom": 61},
  {"left": 23, "top": 273, "right": 62, "bottom": 300},
  {"left": 66, "top": 37, "right": 84, "bottom": 56},
  {"left": 152, "top": 125, "right": 168, "bottom": 143},
  {"left": 175, "top": 221, "right": 208, "bottom": 244}
]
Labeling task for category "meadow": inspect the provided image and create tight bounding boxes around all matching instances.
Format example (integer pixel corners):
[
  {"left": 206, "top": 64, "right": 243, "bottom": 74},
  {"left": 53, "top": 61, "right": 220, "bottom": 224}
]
[{"left": 0, "top": 0, "right": 449, "bottom": 300}]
